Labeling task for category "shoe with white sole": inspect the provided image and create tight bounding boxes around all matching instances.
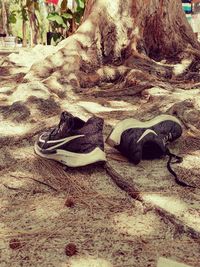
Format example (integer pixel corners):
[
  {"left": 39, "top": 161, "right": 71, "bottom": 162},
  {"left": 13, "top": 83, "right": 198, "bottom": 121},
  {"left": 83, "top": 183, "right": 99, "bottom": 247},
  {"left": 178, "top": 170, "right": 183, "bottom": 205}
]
[
  {"left": 106, "top": 114, "right": 182, "bottom": 164},
  {"left": 34, "top": 111, "right": 106, "bottom": 167},
  {"left": 106, "top": 114, "right": 192, "bottom": 187}
]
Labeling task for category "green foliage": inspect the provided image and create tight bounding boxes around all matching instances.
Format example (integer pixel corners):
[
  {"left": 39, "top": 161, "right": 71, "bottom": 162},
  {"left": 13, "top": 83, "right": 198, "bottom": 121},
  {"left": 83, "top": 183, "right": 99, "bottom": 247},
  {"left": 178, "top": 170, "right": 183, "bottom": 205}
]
[
  {"left": 74, "top": 0, "right": 85, "bottom": 23},
  {"left": 47, "top": 12, "right": 72, "bottom": 28},
  {"left": 3, "top": 0, "right": 86, "bottom": 45},
  {"left": 52, "top": 32, "right": 64, "bottom": 44},
  {"left": 47, "top": 0, "right": 85, "bottom": 30},
  {"left": 47, "top": 12, "right": 64, "bottom": 26},
  {"left": 61, "top": 13, "right": 73, "bottom": 19},
  {"left": 14, "top": 0, "right": 38, "bottom": 22},
  {"left": 75, "top": 0, "right": 85, "bottom": 9},
  {"left": 46, "top": 0, "right": 86, "bottom": 44},
  {"left": 8, "top": 11, "right": 17, "bottom": 24},
  {"left": 21, "top": 6, "right": 28, "bottom": 21}
]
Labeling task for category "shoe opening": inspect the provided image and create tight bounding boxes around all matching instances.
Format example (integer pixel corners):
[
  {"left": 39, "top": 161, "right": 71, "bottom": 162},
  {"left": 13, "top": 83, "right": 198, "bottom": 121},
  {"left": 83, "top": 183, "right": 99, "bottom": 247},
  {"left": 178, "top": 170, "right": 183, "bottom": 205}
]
[
  {"left": 72, "top": 117, "right": 85, "bottom": 130},
  {"left": 142, "top": 141, "right": 164, "bottom": 160}
]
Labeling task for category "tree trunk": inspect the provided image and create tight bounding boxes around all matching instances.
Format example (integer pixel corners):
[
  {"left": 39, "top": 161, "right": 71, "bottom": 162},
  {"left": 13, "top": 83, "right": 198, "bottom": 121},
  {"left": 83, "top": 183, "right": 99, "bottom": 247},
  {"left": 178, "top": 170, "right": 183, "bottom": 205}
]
[
  {"left": 28, "top": 2, "right": 39, "bottom": 47},
  {"left": 27, "top": 0, "right": 200, "bottom": 95},
  {"left": 29, "top": 12, "right": 39, "bottom": 46},
  {"left": 22, "top": 20, "right": 27, "bottom": 47},
  {"left": 1, "top": 0, "right": 8, "bottom": 35},
  {"left": 86, "top": 0, "right": 199, "bottom": 58}
]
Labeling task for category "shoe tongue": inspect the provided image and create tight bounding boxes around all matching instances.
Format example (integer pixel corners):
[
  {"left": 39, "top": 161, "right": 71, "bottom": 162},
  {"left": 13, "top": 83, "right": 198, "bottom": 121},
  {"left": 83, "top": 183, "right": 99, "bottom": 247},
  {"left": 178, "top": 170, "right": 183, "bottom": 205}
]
[
  {"left": 50, "top": 112, "right": 75, "bottom": 140},
  {"left": 60, "top": 111, "right": 73, "bottom": 122}
]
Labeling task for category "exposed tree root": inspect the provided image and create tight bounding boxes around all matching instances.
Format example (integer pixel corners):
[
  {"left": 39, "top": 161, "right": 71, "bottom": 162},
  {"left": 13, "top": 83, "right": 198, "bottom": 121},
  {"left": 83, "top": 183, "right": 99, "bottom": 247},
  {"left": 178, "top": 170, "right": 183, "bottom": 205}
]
[
  {"left": 76, "top": 50, "right": 200, "bottom": 98},
  {"left": 21, "top": 0, "right": 200, "bottom": 99},
  {"left": 155, "top": 208, "right": 200, "bottom": 239},
  {"left": 104, "top": 162, "right": 142, "bottom": 200},
  {"left": 104, "top": 162, "right": 200, "bottom": 239},
  {"left": 168, "top": 99, "right": 200, "bottom": 131}
]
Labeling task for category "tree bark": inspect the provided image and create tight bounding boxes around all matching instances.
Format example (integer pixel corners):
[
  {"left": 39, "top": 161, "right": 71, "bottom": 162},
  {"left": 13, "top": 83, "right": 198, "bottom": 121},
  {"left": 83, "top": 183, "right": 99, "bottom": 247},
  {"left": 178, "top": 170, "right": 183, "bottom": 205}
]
[
  {"left": 22, "top": 20, "right": 27, "bottom": 47},
  {"left": 1, "top": 0, "right": 8, "bottom": 35},
  {"left": 28, "top": 2, "right": 39, "bottom": 46},
  {"left": 29, "top": 13, "right": 39, "bottom": 46},
  {"left": 83, "top": 0, "right": 200, "bottom": 61},
  {"left": 27, "top": 0, "right": 200, "bottom": 95}
]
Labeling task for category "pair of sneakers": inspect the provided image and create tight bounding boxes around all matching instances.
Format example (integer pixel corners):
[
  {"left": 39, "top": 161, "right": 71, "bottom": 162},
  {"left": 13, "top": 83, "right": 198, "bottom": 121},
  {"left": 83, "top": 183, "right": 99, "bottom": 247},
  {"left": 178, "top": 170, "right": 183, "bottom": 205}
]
[{"left": 34, "top": 112, "right": 184, "bottom": 185}]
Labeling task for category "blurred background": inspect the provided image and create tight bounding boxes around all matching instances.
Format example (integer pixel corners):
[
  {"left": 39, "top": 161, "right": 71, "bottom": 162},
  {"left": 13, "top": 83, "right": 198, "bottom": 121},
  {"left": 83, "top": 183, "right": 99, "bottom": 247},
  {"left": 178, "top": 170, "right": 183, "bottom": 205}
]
[{"left": 0, "top": 0, "right": 85, "bottom": 47}]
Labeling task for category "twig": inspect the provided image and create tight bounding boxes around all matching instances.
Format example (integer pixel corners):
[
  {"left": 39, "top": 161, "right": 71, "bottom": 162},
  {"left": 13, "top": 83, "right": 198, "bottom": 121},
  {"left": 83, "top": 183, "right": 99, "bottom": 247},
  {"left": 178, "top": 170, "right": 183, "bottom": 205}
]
[
  {"left": 3, "top": 184, "right": 20, "bottom": 191},
  {"left": 9, "top": 174, "right": 58, "bottom": 192},
  {"left": 29, "top": 178, "right": 58, "bottom": 192}
]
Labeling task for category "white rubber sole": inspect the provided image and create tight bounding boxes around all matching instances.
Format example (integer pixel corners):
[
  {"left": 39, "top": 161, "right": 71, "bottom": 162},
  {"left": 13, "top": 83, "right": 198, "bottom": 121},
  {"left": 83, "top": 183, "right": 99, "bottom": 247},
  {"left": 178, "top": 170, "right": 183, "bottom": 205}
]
[
  {"left": 106, "top": 114, "right": 182, "bottom": 147},
  {"left": 34, "top": 143, "right": 106, "bottom": 167}
]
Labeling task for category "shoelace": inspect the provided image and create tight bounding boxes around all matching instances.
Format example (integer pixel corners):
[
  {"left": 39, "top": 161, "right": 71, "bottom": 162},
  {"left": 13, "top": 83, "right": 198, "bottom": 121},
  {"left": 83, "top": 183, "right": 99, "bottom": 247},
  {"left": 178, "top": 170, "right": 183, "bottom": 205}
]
[
  {"left": 45, "top": 117, "right": 64, "bottom": 143},
  {"left": 166, "top": 148, "right": 196, "bottom": 188},
  {"left": 41, "top": 126, "right": 60, "bottom": 150},
  {"left": 163, "top": 132, "right": 173, "bottom": 145}
]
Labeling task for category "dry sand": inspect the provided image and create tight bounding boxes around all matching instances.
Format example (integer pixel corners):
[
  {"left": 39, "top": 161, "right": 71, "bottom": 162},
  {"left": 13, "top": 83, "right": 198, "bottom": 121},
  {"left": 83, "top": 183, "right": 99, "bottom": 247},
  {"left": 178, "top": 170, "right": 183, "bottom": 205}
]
[{"left": 0, "top": 46, "right": 200, "bottom": 267}]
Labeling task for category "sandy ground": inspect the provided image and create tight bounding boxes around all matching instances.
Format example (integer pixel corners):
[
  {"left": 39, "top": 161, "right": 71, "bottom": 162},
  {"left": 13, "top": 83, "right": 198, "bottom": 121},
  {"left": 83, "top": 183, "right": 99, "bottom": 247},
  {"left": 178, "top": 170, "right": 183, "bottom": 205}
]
[{"left": 0, "top": 46, "right": 200, "bottom": 267}]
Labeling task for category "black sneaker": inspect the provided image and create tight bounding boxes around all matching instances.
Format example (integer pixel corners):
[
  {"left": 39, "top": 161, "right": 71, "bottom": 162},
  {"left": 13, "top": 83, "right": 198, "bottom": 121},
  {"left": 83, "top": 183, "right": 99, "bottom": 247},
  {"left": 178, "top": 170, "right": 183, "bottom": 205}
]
[
  {"left": 106, "top": 115, "right": 193, "bottom": 187},
  {"left": 106, "top": 114, "right": 182, "bottom": 164},
  {"left": 34, "top": 111, "right": 106, "bottom": 167}
]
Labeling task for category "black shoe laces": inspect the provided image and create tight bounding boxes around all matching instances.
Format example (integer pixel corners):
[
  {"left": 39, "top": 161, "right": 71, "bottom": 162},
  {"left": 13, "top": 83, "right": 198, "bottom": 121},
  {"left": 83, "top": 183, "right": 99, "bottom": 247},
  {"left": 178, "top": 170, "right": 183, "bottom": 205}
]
[
  {"left": 46, "top": 119, "right": 64, "bottom": 143},
  {"left": 166, "top": 148, "right": 196, "bottom": 188},
  {"left": 41, "top": 125, "right": 60, "bottom": 150},
  {"left": 163, "top": 132, "right": 173, "bottom": 146}
]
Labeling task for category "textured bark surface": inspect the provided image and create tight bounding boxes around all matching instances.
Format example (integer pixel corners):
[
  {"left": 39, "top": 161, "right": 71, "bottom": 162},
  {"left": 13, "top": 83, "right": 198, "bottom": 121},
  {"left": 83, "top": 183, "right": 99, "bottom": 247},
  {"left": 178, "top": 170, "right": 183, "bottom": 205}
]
[
  {"left": 83, "top": 0, "right": 200, "bottom": 60},
  {"left": 26, "top": 0, "right": 200, "bottom": 98},
  {"left": 1, "top": 0, "right": 8, "bottom": 35}
]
